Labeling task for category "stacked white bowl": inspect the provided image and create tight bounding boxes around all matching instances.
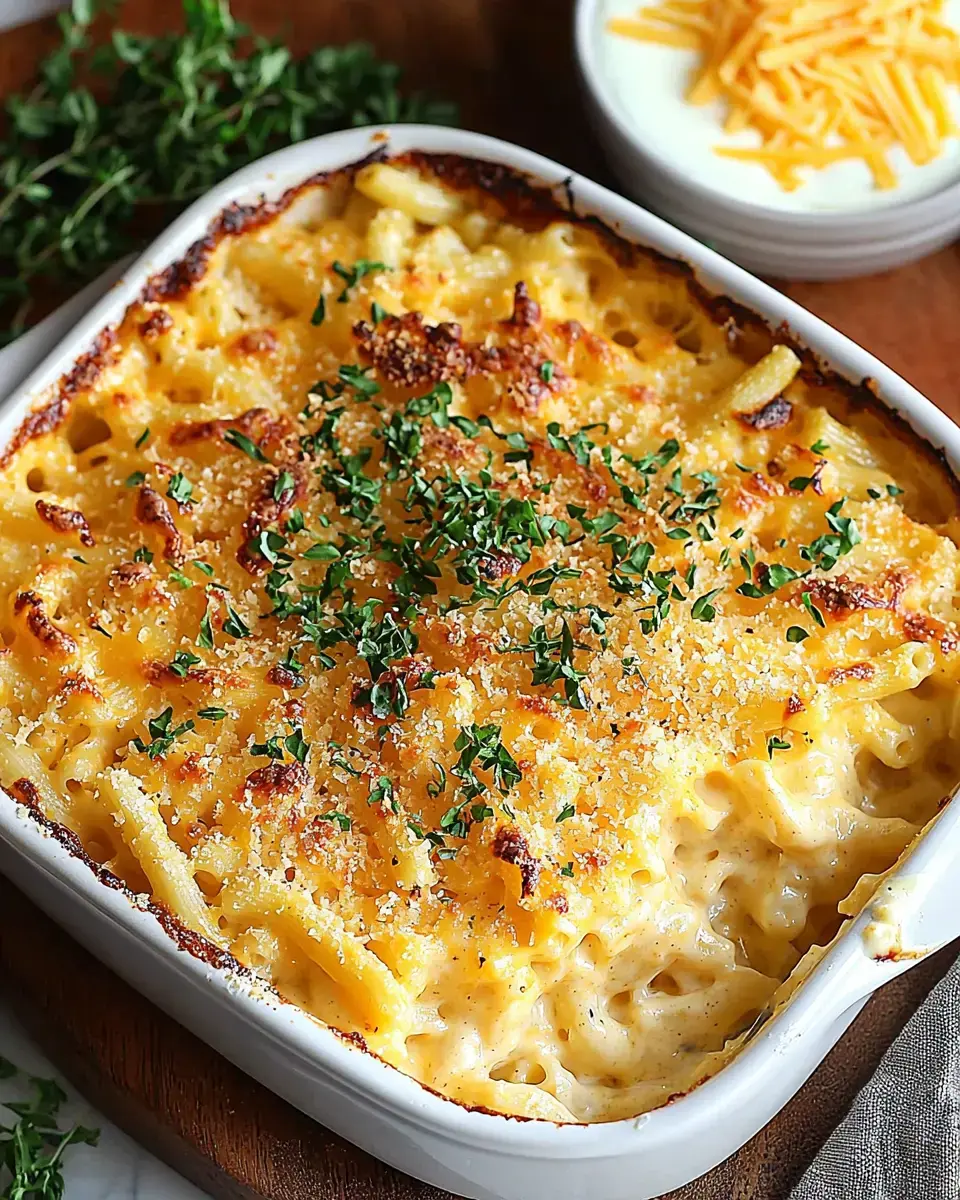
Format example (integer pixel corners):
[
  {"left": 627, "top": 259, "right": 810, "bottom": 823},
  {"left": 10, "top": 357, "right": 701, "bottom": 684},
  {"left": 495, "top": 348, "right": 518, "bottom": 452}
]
[{"left": 575, "top": 0, "right": 960, "bottom": 280}]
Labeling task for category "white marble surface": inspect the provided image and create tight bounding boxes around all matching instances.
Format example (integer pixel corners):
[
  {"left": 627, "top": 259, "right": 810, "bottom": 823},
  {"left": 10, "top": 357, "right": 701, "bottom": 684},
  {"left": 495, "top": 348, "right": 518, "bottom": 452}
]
[{"left": 0, "top": 999, "right": 208, "bottom": 1199}]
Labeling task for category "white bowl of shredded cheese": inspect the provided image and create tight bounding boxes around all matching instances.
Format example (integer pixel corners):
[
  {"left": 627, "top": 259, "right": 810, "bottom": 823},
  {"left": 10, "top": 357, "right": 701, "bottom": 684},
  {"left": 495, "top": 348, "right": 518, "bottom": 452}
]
[{"left": 576, "top": 0, "right": 960, "bottom": 278}]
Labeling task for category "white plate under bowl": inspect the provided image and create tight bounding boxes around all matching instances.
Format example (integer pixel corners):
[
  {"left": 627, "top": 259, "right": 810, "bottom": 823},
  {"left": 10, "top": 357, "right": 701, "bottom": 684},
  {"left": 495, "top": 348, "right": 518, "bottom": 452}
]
[
  {"left": 634, "top": 174, "right": 960, "bottom": 278},
  {"left": 574, "top": 0, "right": 960, "bottom": 279}
]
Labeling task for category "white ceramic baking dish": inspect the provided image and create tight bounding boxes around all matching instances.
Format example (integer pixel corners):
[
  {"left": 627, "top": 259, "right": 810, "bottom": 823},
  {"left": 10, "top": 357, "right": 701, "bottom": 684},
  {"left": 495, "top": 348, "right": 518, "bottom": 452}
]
[{"left": 2, "top": 125, "right": 960, "bottom": 1200}]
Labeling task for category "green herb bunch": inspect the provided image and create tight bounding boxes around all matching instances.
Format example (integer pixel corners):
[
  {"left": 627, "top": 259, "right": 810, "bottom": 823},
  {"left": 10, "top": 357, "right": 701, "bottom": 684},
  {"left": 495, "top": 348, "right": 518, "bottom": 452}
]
[
  {"left": 0, "top": 1055, "right": 99, "bottom": 1198},
  {"left": 0, "top": 0, "right": 456, "bottom": 343}
]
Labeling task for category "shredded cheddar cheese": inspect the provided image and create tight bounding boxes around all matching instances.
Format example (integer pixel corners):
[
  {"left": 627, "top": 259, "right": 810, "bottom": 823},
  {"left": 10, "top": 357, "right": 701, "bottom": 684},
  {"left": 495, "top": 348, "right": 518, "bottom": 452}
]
[{"left": 609, "top": 0, "right": 960, "bottom": 190}]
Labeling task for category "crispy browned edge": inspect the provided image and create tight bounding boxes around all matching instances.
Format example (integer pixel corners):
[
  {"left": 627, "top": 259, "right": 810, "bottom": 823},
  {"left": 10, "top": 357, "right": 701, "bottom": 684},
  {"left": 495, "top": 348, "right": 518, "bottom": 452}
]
[{"left": 3, "top": 146, "right": 958, "bottom": 1125}]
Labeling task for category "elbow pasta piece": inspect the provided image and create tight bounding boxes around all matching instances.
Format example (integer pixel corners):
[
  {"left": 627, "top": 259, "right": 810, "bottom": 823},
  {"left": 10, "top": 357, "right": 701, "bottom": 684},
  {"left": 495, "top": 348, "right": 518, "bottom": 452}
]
[
  {"left": 718, "top": 344, "right": 801, "bottom": 417},
  {"left": 1, "top": 155, "right": 959, "bottom": 1123},
  {"left": 220, "top": 870, "right": 411, "bottom": 1044},
  {"left": 356, "top": 163, "right": 462, "bottom": 226},
  {"left": 364, "top": 205, "right": 417, "bottom": 269},
  {"left": 100, "top": 767, "right": 221, "bottom": 942}
]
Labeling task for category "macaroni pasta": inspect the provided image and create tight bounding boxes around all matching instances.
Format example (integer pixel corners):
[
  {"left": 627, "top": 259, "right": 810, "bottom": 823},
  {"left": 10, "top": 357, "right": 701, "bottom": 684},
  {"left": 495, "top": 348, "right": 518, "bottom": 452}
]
[{"left": 1, "top": 154, "right": 959, "bottom": 1122}]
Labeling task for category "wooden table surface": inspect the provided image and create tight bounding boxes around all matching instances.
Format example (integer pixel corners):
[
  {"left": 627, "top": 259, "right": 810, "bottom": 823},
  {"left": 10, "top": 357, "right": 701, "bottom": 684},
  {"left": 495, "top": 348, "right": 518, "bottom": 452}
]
[{"left": 2, "top": 3, "right": 960, "bottom": 1199}]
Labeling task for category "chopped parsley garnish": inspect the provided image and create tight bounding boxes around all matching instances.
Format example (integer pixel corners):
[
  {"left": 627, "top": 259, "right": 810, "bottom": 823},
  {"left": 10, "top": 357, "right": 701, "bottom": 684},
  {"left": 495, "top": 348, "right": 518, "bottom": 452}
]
[
  {"left": 124, "top": 470, "right": 145, "bottom": 487},
  {"left": 801, "top": 591, "right": 826, "bottom": 627},
  {"left": 320, "top": 447, "right": 382, "bottom": 524},
  {"left": 168, "top": 569, "right": 192, "bottom": 589},
  {"left": 169, "top": 649, "right": 200, "bottom": 677},
  {"left": 546, "top": 420, "right": 601, "bottom": 467},
  {"left": 329, "top": 741, "right": 363, "bottom": 778},
  {"left": 317, "top": 810, "right": 352, "bottom": 831},
  {"left": 735, "top": 499, "right": 860, "bottom": 602},
  {"left": 569, "top": 505, "right": 619, "bottom": 537},
  {"left": 274, "top": 470, "right": 296, "bottom": 502},
  {"left": 338, "top": 362, "right": 381, "bottom": 397},
  {"left": 560, "top": 861, "right": 575, "bottom": 877},
  {"left": 198, "top": 706, "right": 227, "bottom": 721},
  {"left": 603, "top": 535, "right": 655, "bottom": 596},
  {"left": 134, "top": 426, "right": 150, "bottom": 448},
  {"left": 191, "top": 559, "right": 214, "bottom": 576},
  {"left": 303, "top": 541, "right": 341, "bottom": 561},
  {"left": 250, "top": 734, "right": 284, "bottom": 759},
  {"left": 507, "top": 619, "right": 589, "bottom": 709},
  {"left": 133, "top": 706, "right": 195, "bottom": 759},
  {"left": 810, "top": 438, "right": 830, "bottom": 453},
  {"left": 438, "top": 800, "right": 469, "bottom": 839},
  {"left": 141, "top": 318, "right": 872, "bottom": 841},
  {"left": 223, "top": 604, "right": 251, "bottom": 638},
  {"left": 250, "top": 725, "right": 310, "bottom": 763},
  {"left": 311, "top": 293, "right": 326, "bottom": 325},
  {"left": 331, "top": 259, "right": 389, "bottom": 302},
  {"left": 284, "top": 726, "right": 310, "bottom": 763},
  {"left": 799, "top": 499, "right": 861, "bottom": 571},
  {"left": 368, "top": 775, "right": 397, "bottom": 812},
  {"left": 224, "top": 429, "right": 270, "bottom": 463},
  {"left": 452, "top": 724, "right": 522, "bottom": 805},
  {"left": 197, "top": 603, "right": 215, "bottom": 649},
  {"left": 405, "top": 381, "right": 453, "bottom": 428},
  {"left": 166, "top": 472, "right": 193, "bottom": 505},
  {"left": 133, "top": 546, "right": 153, "bottom": 563},
  {"left": 690, "top": 587, "right": 723, "bottom": 622}
]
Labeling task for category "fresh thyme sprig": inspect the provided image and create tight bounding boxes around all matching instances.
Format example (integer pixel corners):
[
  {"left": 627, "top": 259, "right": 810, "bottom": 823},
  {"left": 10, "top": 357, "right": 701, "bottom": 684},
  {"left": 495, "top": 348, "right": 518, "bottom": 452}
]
[
  {"left": 0, "top": 1056, "right": 99, "bottom": 1198},
  {"left": 0, "top": 0, "right": 456, "bottom": 342}
]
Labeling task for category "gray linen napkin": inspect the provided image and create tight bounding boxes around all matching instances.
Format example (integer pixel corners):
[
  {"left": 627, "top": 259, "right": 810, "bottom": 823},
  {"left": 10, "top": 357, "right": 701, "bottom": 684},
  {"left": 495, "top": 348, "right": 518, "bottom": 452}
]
[{"left": 791, "top": 954, "right": 960, "bottom": 1200}]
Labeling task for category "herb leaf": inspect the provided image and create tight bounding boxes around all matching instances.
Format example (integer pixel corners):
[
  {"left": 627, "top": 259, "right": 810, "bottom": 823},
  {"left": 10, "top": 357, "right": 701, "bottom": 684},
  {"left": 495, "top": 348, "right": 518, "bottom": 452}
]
[
  {"left": 224, "top": 429, "right": 270, "bottom": 463},
  {"left": 332, "top": 259, "right": 389, "bottom": 302},
  {"left": 166, "top": 473, "right": 193, "bottom": 505},
  {"left": 0, "top": 1060, "right": 99, "bottom": 1197},
  {"left": 132, "top": 706, "right": 195, "bottom": 758},
  {"left": 0, "top": 7, "right": 455, "bottom": 344}
]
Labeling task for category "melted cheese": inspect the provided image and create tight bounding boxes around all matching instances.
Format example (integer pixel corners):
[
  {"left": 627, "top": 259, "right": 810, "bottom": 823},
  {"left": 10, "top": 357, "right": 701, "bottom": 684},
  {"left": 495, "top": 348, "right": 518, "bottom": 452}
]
[{"left": 1, "top": 157, "right": 960, "bottom": 1122}]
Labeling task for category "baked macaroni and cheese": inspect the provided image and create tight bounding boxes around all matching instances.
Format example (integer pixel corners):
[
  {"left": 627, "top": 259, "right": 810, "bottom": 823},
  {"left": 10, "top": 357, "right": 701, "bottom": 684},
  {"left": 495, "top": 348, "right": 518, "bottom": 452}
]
[{"left": 2, "top": 154, "right": 959, "bottom": 1123}]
